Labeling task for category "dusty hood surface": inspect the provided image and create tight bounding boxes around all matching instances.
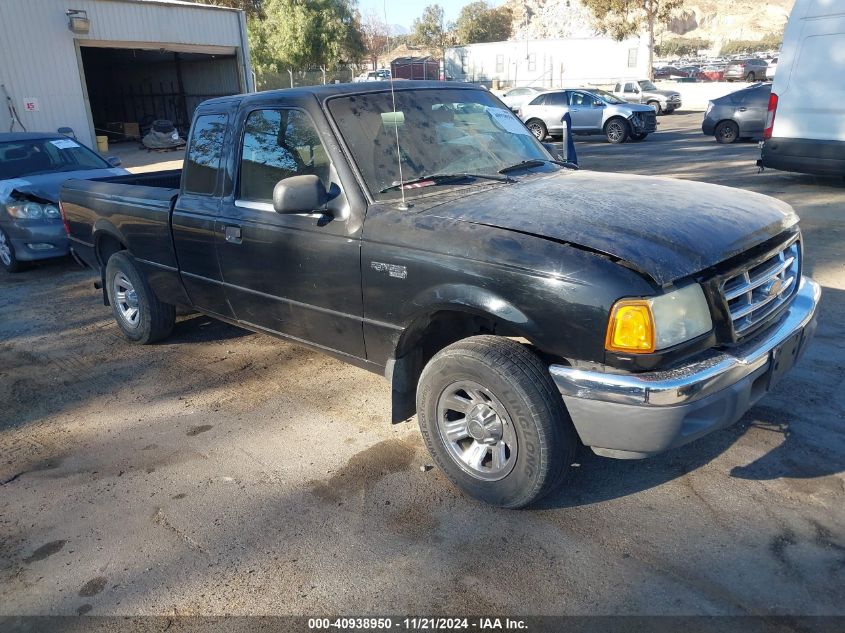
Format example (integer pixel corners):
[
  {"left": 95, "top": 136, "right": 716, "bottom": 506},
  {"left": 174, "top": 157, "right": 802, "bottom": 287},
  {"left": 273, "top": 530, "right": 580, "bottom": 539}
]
[
  {"left": 424, "top": 170, "right": 799, "bottom": 286},
  {"left": 0, "top": 168, "right": 127, "bottom": 203}
]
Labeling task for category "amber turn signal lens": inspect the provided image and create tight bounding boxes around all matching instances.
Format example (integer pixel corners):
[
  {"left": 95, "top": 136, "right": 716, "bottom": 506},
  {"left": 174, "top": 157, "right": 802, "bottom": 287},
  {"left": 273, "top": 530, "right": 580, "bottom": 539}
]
[{"left": 605, "top": 300, "right": 656, "bottom": 353}]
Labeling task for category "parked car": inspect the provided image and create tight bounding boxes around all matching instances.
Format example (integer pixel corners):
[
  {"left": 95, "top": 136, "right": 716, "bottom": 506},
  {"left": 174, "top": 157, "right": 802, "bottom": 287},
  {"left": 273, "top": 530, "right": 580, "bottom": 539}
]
[
  {"left": 653, "top": 66, "right": 688, "bottom": 79},
  {"left": 519, "top": 88, "right": 657, "bottom": 143},
  {"left": 499, "top": 86, "right": 544, "bottom": 112},
  {"left": 612, "top": 79, "right": 682, "bottom": 114},
  {"left": 760, "top": 0, "right": 845, "bottom": 176},
  {"left": 697, "top": 65, "right": 726, "bottom": 82},
  {"left": 60, "top": 81, "right": 819, "bottom": 508},
  {"left": 766, "top": 57, "right": 778, "bottom": 80},
  {"left": 0, "top": 132, "right": 127, "bottom": 272},
  {"left": 702, "top": 83, "right": 772, "bottom": 143},
  {"left": 354, "top": 69, "right": 391, "bottom": 82},
  {"left": 724, "top": 58, "right": 768, "bottom": 82}
]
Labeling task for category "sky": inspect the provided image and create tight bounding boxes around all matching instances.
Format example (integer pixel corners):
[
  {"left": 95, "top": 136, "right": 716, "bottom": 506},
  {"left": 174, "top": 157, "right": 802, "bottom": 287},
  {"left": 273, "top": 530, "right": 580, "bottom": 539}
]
[{"left": 358, "top": 0, "right": 506, "bottom": 33}]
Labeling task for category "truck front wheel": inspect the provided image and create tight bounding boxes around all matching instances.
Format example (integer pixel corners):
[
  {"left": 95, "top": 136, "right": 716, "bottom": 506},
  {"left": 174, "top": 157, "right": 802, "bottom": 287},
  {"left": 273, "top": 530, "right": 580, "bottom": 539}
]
[
  {"left": 105, "top": 251, "right": 175, "bottom": 344},
  {"left": 416, "top": 336, "right": 577, "bottom": 508}
]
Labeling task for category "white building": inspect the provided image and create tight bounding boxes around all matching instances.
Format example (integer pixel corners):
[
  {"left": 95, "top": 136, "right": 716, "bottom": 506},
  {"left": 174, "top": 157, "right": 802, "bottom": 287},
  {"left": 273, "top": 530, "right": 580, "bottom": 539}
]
[
  {"left": 446, "top": 37, "right": 650, "bottom": 88},
  {"left": 0, "top": 0, "right": 253, "bottom": 148}
]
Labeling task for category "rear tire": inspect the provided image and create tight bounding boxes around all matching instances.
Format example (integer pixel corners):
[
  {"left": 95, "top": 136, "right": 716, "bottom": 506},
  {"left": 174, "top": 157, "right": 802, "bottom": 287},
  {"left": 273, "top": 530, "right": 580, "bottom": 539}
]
[
  {"left": 746, "top": 72, "right": 756, "bottom": 82},
  {"left": 715, "top": 120, "right": 739, "bottom": 144},
  {"left": 105, "top": 251, "right": 175, "bottom": 344},
  {"left": 525, "top": 119, "right": 548, "bottom": 141},
  {"left": 416, "top": 336, "right": 578, "bottom": 509},
  {"left": 604, "top": 118, "right": 630, "bottom": 144},
  {"left": 0, "top": 228, "right": 24, "bottom": 273}
]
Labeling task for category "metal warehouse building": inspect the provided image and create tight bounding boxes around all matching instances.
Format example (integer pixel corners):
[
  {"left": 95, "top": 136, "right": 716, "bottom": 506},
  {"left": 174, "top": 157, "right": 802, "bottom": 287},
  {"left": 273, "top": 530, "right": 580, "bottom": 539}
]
[{"left": 0, "top": 0, "right": 252, "bottom": 148}]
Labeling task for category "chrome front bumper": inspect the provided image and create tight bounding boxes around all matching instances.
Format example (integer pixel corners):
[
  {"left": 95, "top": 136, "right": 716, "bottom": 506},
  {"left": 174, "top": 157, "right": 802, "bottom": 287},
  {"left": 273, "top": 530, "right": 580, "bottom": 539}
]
[{"left": 549, "top": 277, "right": 821, "bottom": 459}]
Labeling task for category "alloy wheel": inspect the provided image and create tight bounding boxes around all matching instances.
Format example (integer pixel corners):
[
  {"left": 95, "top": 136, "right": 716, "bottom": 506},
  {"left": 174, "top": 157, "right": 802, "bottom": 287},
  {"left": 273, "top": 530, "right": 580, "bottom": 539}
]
[
  {"left": 436, "top": 380, "right": 518, "bottom": 481},
  {"left": 113, "top": 271, "right": 141, "bottom": 328},
  {"left": 0, "top": 231, "right": 11, "bottom": 267}
]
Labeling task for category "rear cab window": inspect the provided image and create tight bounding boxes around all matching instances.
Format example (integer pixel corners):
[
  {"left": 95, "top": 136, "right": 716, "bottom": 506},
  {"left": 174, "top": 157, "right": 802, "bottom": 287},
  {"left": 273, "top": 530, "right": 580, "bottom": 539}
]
[{"left": 183, "top": 113, "right": 228, "bottom": 195}]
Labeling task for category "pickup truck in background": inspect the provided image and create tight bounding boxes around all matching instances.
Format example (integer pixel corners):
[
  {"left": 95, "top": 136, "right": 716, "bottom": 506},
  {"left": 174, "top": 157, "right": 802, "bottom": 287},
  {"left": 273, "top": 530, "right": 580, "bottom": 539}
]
[
  {"left": 613, "top": 79, "right": 682, "bottom": 115},
  {"left": 61, "top": 82, "right": 820, "bottom": 508}
]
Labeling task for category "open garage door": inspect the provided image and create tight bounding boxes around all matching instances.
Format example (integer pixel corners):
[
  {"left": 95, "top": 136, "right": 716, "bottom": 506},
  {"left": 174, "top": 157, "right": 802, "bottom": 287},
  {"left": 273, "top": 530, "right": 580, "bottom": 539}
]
[{"left": 80, "top": 46, "right": 242, "bottom": 142}]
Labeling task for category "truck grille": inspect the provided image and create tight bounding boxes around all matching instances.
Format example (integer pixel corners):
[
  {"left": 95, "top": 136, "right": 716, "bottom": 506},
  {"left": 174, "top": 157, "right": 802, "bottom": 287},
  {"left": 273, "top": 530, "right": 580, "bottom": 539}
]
[{"left": 721, "top": 240, "right": 800, "bottom": 338}]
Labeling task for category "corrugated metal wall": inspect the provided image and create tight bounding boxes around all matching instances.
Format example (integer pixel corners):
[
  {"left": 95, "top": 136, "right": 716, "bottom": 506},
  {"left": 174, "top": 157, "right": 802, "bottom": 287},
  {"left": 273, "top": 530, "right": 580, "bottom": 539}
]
[{"left": 0, "top": 0, "right": 250, "bottom": 147}]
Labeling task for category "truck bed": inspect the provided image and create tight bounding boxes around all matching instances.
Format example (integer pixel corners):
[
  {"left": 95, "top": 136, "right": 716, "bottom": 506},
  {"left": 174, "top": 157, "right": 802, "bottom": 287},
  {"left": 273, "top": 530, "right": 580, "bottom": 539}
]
[{"left": 61, "top": 169, "right": 183, "bottom": 283}]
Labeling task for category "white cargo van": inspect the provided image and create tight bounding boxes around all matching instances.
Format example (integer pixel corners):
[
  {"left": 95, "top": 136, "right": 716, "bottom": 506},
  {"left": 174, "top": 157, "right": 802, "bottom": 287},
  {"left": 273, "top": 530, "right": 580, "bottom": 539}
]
[{"left": 759, "top": 0, "right": 845, "bottom": 176}]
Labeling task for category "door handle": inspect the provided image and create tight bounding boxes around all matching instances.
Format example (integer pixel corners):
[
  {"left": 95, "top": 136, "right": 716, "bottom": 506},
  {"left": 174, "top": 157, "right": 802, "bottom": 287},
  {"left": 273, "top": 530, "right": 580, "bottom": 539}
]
[
  {"left": 224, "top": 225, "right": 242, "bottom": 244},
  {"left": 738, "top": 107, "right": 748, "bottom": 112}
]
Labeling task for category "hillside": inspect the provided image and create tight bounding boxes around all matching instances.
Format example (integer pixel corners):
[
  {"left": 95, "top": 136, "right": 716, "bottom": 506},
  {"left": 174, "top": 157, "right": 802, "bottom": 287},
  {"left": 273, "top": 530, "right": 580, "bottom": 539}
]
[{"left": 505, "top": 0, "right": 794, "bottom": 51}]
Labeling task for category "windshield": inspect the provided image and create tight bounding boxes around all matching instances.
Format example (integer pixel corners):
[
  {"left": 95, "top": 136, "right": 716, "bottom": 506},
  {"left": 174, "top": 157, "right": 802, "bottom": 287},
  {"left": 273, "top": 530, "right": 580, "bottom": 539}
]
[
  {"left": 638, "top": 80, "right": 658, "bottom": 91},
  {"left": 327, "top": 88, "right": 554, "bottom": 200},
  {"left": 591, "top": 89, "right": 626, "bottom": 105},
  {"left": 0, "top": 137, "right": 109, "bottom": 180}
]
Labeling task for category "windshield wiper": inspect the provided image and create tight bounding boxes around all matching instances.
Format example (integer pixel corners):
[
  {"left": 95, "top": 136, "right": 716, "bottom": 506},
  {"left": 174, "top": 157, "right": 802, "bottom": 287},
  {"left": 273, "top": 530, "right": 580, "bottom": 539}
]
[
  {"left": 498, "top": 158, "right": 579, "bottom": 174},
  {"left": 379, "top": 172, "right": 513, "bottom": 193}
]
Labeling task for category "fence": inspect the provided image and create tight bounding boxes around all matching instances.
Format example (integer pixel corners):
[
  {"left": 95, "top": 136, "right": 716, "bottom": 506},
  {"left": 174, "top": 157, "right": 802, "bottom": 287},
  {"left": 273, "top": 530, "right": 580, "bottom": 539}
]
[{"left": 256, "top": 67, "right": 366, "bottom": 91}]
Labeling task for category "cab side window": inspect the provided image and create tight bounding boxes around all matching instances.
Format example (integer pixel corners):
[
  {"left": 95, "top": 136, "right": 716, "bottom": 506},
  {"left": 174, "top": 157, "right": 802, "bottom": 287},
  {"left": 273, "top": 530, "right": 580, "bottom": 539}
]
[
  {"left": 239, "top": 109, "right": 330, "bottom": 203},
  {"left": 183, "top": 114, "right": 228, "bottom": 195}
]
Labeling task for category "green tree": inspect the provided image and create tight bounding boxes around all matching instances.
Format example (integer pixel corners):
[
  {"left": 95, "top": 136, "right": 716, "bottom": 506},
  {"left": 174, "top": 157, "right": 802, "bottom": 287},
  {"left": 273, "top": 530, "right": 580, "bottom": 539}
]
[
  {"left": 249, "top": 0, "right": 365, "bottom": 74},
  {"left": 454, "top": 1, "right": 512, "bottom": 45},
  {"left": 720, "top": 33, "right": 782, "bottom": 56},
  {"left": 412, "top": 4, "right": 447, "bottom": 52},
  {"left": 581, "top": 0, "right": 684, "bottom": 80},
  {"left": 655, "top": 36, "right": 710, "bottom": 57}
]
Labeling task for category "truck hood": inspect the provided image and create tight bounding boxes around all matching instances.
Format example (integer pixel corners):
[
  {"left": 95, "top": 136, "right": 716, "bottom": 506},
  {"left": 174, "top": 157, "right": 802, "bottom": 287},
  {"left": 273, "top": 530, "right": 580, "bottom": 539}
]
[
  {"left": 645, "top": 89, "right": 680, "bottom": 98},
  {"left": 424, "top": 170, "right": 799, "bottom": 286},
  {"left": 0, "top": 168, "right": 127, "bottom": 203}
]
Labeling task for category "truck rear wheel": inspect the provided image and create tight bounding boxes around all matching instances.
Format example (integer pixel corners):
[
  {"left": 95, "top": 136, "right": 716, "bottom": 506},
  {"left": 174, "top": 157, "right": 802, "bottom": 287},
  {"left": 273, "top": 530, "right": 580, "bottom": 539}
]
[
  {"left": 416, "top": 336, "right": 577, "bottom": 509},
  {"left": 105, "top": 251, "right": 175, "bottom": 344}
]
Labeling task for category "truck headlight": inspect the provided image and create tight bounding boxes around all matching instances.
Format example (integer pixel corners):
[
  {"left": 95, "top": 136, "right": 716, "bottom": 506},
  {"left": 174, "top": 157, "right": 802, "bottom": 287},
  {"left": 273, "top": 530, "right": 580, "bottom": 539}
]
[{"left": 606, "top": 284, "right": 712, "bottom": 354}]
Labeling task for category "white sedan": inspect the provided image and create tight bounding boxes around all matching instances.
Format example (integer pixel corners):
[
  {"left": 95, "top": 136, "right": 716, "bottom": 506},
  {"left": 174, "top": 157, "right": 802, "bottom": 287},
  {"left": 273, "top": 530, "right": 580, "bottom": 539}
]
[{"left": 499, "top": 86, "right": 545, "bottom": 112}]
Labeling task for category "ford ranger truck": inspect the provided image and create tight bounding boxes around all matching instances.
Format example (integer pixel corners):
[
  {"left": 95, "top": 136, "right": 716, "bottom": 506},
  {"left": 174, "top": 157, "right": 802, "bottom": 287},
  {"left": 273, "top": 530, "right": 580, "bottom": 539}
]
[{"left": 60, "top": 82, "right": 820, "bottom": 509}]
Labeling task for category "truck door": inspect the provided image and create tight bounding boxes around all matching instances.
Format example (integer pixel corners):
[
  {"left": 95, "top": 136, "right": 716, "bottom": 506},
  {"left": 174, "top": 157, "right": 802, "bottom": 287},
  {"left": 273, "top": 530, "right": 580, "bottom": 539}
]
[
  {"left": 216, "top": 106, "right": 365, "bottom": 358},
  {"left": 171, "top": 112, "right": 235, "bottom": 318},
  {"left": 623, "top": 82, "right": 641, "bottom": 103}
]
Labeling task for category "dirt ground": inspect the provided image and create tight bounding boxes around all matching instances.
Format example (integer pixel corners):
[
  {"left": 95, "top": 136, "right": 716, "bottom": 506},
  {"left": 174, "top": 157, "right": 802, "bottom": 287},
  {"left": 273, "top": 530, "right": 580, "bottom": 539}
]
[{"left": 1, "top": 112, "right": 843, "bottom": 618}]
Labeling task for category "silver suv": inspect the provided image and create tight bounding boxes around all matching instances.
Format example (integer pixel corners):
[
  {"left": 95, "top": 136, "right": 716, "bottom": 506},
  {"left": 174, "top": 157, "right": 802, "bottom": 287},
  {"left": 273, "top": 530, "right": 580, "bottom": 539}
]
[{"left": 518, "top": 88, "right": 657, "bottom": 143}]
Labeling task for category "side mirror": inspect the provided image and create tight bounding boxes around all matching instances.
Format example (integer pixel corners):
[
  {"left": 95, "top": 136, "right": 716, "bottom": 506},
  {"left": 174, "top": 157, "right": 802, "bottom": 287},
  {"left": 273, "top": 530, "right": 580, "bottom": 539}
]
[
  {"left": 106, "top": 155, "right": 122, "bottom": 167},
  {"left": 272, "top": 175, "right": 328, "bottom": 214},
  {"left": 593, "top": 101, "right": 604, "bottom": 107}
]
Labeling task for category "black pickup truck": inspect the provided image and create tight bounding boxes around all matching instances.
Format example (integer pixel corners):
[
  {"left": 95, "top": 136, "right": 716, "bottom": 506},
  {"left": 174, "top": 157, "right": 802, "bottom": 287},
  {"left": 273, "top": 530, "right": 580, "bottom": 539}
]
[{"left": 61, "top": 82, "right": 820, "bottom": 508}]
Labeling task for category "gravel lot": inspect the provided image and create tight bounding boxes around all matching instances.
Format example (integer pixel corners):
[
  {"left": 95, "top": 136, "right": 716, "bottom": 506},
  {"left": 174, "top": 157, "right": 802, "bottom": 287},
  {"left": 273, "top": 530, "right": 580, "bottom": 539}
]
[{"left": 1, "top": 112, "right": 843, "bottom": 618}]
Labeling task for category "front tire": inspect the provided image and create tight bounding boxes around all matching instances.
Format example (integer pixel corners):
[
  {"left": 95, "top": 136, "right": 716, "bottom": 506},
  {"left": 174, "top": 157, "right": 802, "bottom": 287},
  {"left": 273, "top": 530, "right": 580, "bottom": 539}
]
[
  {"left": 604, "top": 118, "right": 630, "bottom": 144},
  {"left": 0, "top": 228, "right": 24, "bottom": 273},
  {"left": 746, "top": 72, "right": 756, "bottom": 82},
  {"left": 647, "top": 100, "right": 662, "bottom": 115},
  {"left": 105, "top": 251, "right": 175, "bottom": 344},
  {"left": 525, "top": 119, "right": 548, "bottom": 141},
  {"left": 715, "top": 120, "right": 739, "bottom": 144},
  {"left": 416, "top": 336, "right": 577, "bottom": 509}
]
